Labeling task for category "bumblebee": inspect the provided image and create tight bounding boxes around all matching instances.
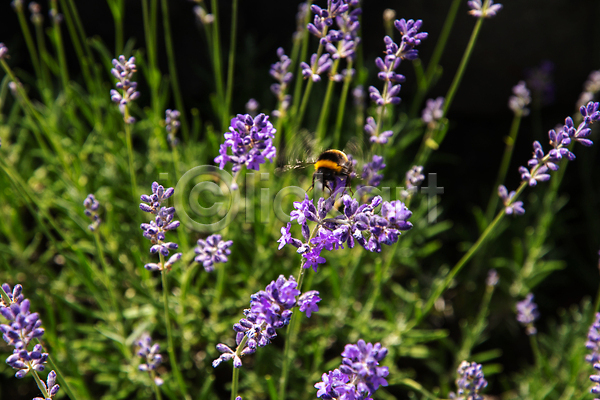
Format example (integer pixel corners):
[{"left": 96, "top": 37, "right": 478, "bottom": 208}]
[{"left": 309, "top": 149, "right": 354, "bottom": 194}]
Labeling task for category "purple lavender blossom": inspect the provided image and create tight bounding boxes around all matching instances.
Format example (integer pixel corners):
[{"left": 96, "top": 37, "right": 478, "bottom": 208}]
[
  {"left": 468, "top": 0, "right": 503, "bottom": 18},
  {"left": 586, "top": 313, "right": 600, "bottom": 366},
  {"left": 591, "top": 364, "right": 600, "bottom": 400},
  {"left": 453, "top": 361, "right": 488, "bottom": 400},
  {"left": 486, "top": 269, "right": 499, "bottom": 287},
  {"left": 6, "top": 344, "right": 48, "bottom": 378},
  {"left": 517, "top": 101, "right": 599, "bottom": 187},
  {"left": 364, "top": 117, "right": 393, "bottom": 144},
  {"left": 516, "top": 293, "right": 539, "bottom": 335},
  {"left": 29, "top": 2, "right": 43, "bottom": 24},
  {"left": 245, "top": 98, "right": 259, "bottom": 117},
  {"left": 165, "top": 109, "right": 181, "bottom": 145},
  {"left": 525, "top": 61, "right": 555, "bottom": 106},
  {"left": 300, "top": 53, "right": 333, "bottom": 82},
  {"left": 214, "top": 113, "right": 277, "bottom": 175},
  {"left": 508, "top": 81, "right": 531, "bottom": 116},
  {"left": 270, "top": 48, "right": 293, "bottom": 117},
  {"left": 194, "top": 234, "right": 233, "bottom": 272},
  {"left": 137, "top": 333, "right": 164, "bottom": 386},
  {"left": 140, "top": 182, "right": 182, "bottom": 272},
  {"left": 315, "top": 339, "right": 388, "bottom": 399},
  {"left": 83, "top": 194, "right": 101, "bottom": 231},
  {"left": 0, "top": 43, "right": 9, "bottom": 60},
  {"left": 497, "top": 185, "right": 525, "bottom": 215},
  {"left": 422, "top": 97, "right": 445, "bottom": 125},
  {"left": 360, "top": 155, "right": 386, "bottom": 188},
  {"left": 281, "top": 194, "right": 413, "bottom": 266},
  {"left": 1, "top": 284, "right": 49, "bottom": 380},
  {"left": 400, "top": 165, "right": 425, "bottom": 200},
  {"left": 213, "top": 275, "right": 320, "bottom": 368},
  {"left": 32, "top": 369, "right": 60, "bottom": 400},
  {"left": 193, "top": 5, "right": 214, "bottom": 25},
  {"left": 110, "top": 55, "right": 141, "bottom": 124},
  {"left": 577, "top": 70, "right": 600, "bottom": 107}
]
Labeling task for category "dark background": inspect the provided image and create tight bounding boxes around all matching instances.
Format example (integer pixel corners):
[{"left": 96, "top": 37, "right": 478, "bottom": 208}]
[{"left": 1, "top": 0, "right": 600, "bottom": 395}]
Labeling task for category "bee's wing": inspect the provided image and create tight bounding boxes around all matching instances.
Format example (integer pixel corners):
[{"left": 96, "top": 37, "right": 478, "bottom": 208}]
[{"left": 275, "top": 128, "right": 317, "bottom": 175}]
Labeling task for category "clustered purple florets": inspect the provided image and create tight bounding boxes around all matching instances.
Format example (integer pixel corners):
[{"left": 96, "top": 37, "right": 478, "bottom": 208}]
[
  {"left": 137, "top": 333, "right": 164, "bottom": 386},
  {"left": 315, "top": 339, "right": 389, "bottom": 400},
  {"left": 302, "top": 0, "right": 361, "bottom": 82},
  {"left": 213, "top": 275, "right": 320, "bottom": 368},
  {"left": 422, "top": 97, "right": 445, "bottom": 125},
  {"left": 359, "top": 155, "right": 386, "bottom": 189},
  {"left": 165, "top": 109, "right": 181, "bottom": 146},
  {"left": 279, "top": 194, "right": 413, "bottom": 271},
  {"left": 588, "top": 313, "right": 600, "bottom": 399},
  {"left": 1, "top": 284, "right": 60, "bottom": 399},
  {"left": 110, "top": 55, "right": 141, "bottom": 124},
  {"left": 518, "top": 101, "right": 599, "bottom": 187},
  {"left": 214, "top": 113, "right": 277, "bottom": 180},
  {"left": 497, "top": 185, "right": 525, "bottom": 216},
  {"left": 366, "top": 18, "right": 427, "bottom": 144},
  {"left": 139, "top": 182, "right": 182, "bottom": 272},
  {"left": 194, "top": 234, "right": 233, "bottom": 272},
  {"left": 450, "top": 361, "right": 488, "bottom": 400},
  {"left": 508, "top": 81, "right": 531, "bottom": 116},
  {"left": 516, "top": 293, "right": 539, "bottom": 336},
  {"left": 270, "top": 48, "right": 293, "bottom": 117},
  {"left": 83, "top": 194, "right": 102, "bottom": 231},
  {"left": 0, "top": 42, "right": 9, "bottom": 60},
  {"left": 468, "top": 0, "right": 503, "bottom": 18}
]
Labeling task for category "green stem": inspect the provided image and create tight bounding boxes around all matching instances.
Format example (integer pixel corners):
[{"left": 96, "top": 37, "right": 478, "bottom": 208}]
[
  {"left": 231, "top": 366, "right": 240, "bottom": 400},
  {"left": 33, "top": 22, "right": 51, "bottom": 98},
  {"left": 333, "top": 60, "right": 354, "bottom": 148},
  {"left": 442, "top": 15, "right": 485, "bottom": 117},
  {"left": 31, "top": 368, "right": 50, "bottom": 398},
  {"left": 142, "top": 0, "right": 160, "bottom": 115},
  {"left": 114, "top": 0, "right": 125, "bottom": 54},
  {"left": 161, "top": 0, "right": 190, "bottom": 141},
  {"left": 315, "top": 58, "right": 341, "bottom": 145},
  {"left": 209, "top": 254, "right": 227, "bottom": 323},
  {"left": 485, "top": 114, "right": 522, "bottom": 221},
  {"left": 210, "top": 0, "right": 226, "bottom": 130},
  {"left": 93, "top": 231, "right": 131, "bottom": 358},
  {"left": 36, "top": 341, "right": 81, "bottom": 400},
  {"left": 417, "top": 201, "right": 512, "bottom": 323},
  {"left": 160, "top": 258, "right": 190, "bottom": 400},
  {"left": 124, "top": 106, "right": 137, "bottom": 199},
  {"left": 409, "top": 0, "right": 461, "bottom": 117},
  {"left": 14, "top": 6, "right": 42, "bottom": 81},
  {"left": 51, "top": 0, "right": 70, "bottom": 92},
  {"left": 223, "top": 0, "right": 239, "bottom": 131}
]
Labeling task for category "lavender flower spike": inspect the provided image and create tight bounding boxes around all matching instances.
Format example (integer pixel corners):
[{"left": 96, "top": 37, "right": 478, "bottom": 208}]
[
  {"left": 516, "top": 293, "right": 539, "bottom": 335},
  {"left": 213, "top": 275, "right": 320, "bottom": 368},
  {"left": 83, "top": 194, "right": 102, "bottom": 231},
  {"left": 586, "top": 313, "right": 600, "bottom": 366},
  {"left": 137, "top": 333, "right": 164, "bottom": 386},
  {"left": 422, "top": 97, "right": 445, "bottom": 125},
  {"left": 165, "top": 109, "right": 181, "bottom": 146},
  {"left": 315, "top": 339, "right": 388, "bottom": 399},
  {"left": 0, "top": 43, "right": 9, "bottom": 60},
  {"left": 214, "top": 113, "right": 277, "bottom": 176},
  {"left": 195, "top": 234, "right": 233, "bottom": 272},
  {"left": 508, "top": 81, "right": 531, "bottom": 116},
  {"left": 140, "top": 182, "right": 182, "bottom": 271},
  {"left": 32, "top": 370, "right": 60, "bottom": 400},
  {"left": 453, "top": 361, "right": 488, "bottom": 400},
  {"left": 498, "top": 185, "right": 525, "bottom": 215},
  {"left": 468, "top": 0, "right": 503, "bottom": 18},
  {"left": 110, "top": 55, "right": 141, "bottom": 124}
]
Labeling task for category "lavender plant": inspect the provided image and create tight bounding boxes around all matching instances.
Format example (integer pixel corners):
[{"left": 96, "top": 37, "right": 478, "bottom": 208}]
[{"left": 1, "top": 1, "right": 600, "bottom": 400}]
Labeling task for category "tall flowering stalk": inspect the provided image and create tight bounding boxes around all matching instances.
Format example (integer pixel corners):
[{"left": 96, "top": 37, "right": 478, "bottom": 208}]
[
  {"left": 137, "top": 333, "right": 164, "bottom": 399},
  {"left": 277, "top": 192, "right": 412, "bottom": 399},
  {"left": 419, "top": 101, "right": 599, "bottom": 323},
  {"left": 0, "top": 283, "right": 61, "bottom": 400},
  {"left": 110, "top": 55, "right": 141, "bottom": 197},
  {"left": 368, "top": 18, "right": 428, "bottom": 146},
  {"left": 139, "top": 182, "right": 188, "bottom": 399},
  {"left": 212, "top": 275, "right": 321, "bottom": 400},
  {"left": 485, "top": 81, "right": 531, "bottom": 220},
  {"left": 450, "top": 361, "right": 488, "bottom": 400}
]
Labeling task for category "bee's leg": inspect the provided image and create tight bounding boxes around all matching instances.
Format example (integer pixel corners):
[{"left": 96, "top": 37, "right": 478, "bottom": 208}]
[
  {"left": 308, "top": 174, "right": 315, "bottom": 192},
  {"left": 346, "top": 177, "right": 354, "bottom": 195}
]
